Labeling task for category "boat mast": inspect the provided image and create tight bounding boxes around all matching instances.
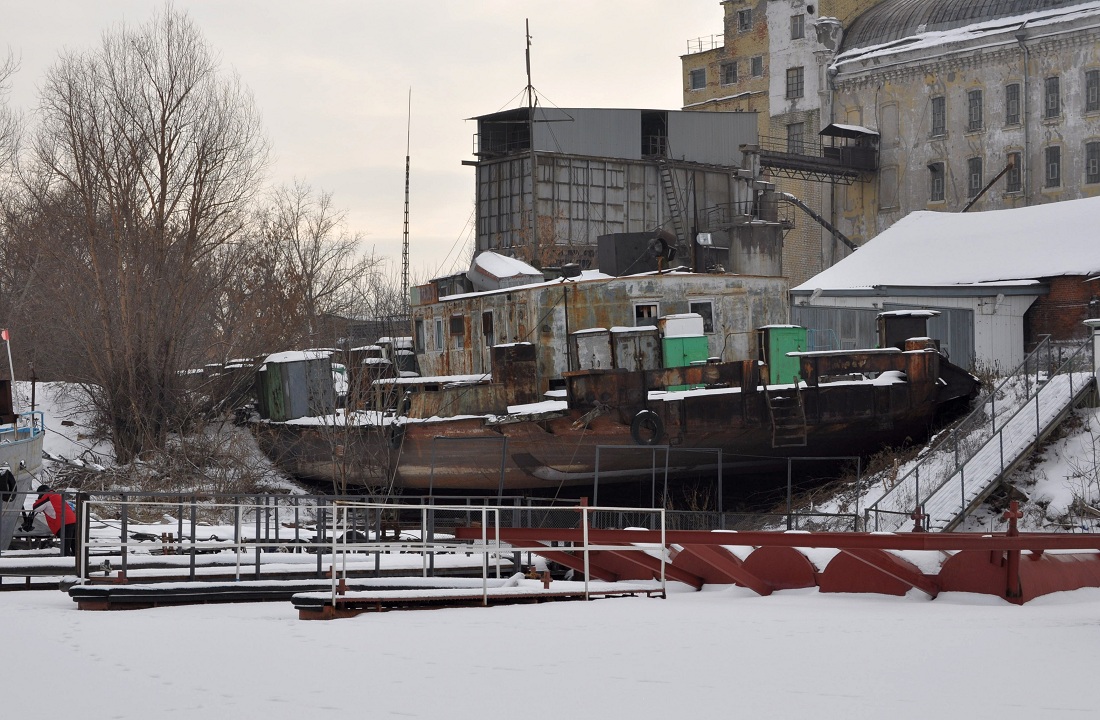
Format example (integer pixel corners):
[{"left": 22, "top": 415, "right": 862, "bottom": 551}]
[
  {"left": 402, "top": 88, "right": 411, "bottom": 314},
  {"left": 526, "top": 19, "right": 539, "bottom": 264}
]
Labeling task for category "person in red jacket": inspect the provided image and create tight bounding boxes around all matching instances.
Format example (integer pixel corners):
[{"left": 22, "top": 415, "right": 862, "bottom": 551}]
[{"left": 32, "top": 485, "right": 77, "bottom": 556}]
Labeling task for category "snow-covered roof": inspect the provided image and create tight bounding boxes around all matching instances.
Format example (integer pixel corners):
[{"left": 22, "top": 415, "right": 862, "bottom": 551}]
[
  {"left": 471, "top": 251, "right": 540, "bottom": 280},
  {"left": 262, "top": 350, "right": 332, "bottom": 365},
  {"left": 836, "top": 2, "right": 1100, "bottom": 69},
  {"left": 793, "top": 196, "right": 1100, "bottom": 292}
]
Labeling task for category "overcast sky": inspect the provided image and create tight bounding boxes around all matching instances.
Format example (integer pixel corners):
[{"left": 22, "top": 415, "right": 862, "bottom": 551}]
[{"left": 3, "top": 1, "right": 722, "bottom": 281}]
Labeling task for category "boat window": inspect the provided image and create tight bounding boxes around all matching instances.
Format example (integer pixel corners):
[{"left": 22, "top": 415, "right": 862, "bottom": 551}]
[
  {"left": 634, "top": 303, "right": 659, "bottom": 327},
  {"left": 689, "top": 301, "right": 715, "bottom": 333},
  {"left": 450, "top": 315, "right": 466, "bottom": 350}
]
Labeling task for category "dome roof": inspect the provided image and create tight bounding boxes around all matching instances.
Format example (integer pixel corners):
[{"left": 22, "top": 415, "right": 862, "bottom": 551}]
[{"left": 841, "top": 0, "right": 1093, "bottom": 51}]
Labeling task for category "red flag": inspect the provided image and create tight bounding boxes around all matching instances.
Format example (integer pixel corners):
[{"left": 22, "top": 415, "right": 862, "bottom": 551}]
[{"left": 0, "top": 329, "right": 8, "bottom": 342}]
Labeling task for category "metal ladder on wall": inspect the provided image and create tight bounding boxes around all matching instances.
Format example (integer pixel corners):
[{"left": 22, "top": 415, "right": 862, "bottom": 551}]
[
  {"left": 765, "top": 385, "right": 808, "bottom": 448},
  {"left": 657, "top": 157, "right": 687, "bottom": 246}
]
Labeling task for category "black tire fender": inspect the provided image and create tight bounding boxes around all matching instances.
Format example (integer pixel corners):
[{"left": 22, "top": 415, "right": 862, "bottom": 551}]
[{"left": 630, "top": 409, "right": 663, "bottom": 446}]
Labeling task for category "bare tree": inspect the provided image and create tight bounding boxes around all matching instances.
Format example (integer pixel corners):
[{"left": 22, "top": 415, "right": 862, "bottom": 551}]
[
  {"left": 260, "top": 180, "right": 378, "bottom": 346},
  {"left": 24, "top": 6, "right": 268, "bottom": 462},
  {"left": 0, "top": 49, "right": 20, "bottom": 178}
]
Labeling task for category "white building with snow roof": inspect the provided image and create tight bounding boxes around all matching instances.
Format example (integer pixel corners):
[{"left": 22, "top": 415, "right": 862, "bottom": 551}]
[{"left": 790, "top": 195, "right": 1100, "bottom": 371}]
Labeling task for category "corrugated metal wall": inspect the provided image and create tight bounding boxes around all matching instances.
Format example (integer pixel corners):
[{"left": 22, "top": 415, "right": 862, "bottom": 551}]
[
  {"left": 667, "top": 111, "right": 756, "bottom": 166},
  {"left": 533, "top": 108, "right": 641, "bottom": 159},
  {"left": 792, "top": 303, "right": 975, "bottom": 369}
]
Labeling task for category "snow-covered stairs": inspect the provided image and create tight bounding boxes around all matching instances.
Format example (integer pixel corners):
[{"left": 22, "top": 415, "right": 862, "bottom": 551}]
[
  {"left": 922, "top": 371, "right": 1094, "bottom": 530},
  {"left": 866, "top": 336, "right": 1096, "bottom": 532}
]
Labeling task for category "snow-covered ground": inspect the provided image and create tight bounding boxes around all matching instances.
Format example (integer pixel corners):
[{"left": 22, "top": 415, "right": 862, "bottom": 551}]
[
  {"left": 7, "top": 382, "right": 1100, "bottom": 718},
  {"left": 2, "top": 584, "right": 1098, "bottom": 719}
]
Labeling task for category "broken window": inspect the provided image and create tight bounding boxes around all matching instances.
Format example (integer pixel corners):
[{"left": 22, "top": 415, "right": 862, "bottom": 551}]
[
  {"left": 967, "top": 157, "right": 983, "bottom": 198},
  {"left": 415, "top": 320, "right": 425, "bottom": 353},
  {"left": 450, "top": 315, "right": 465, "bottom": 350},
  {"left": 482, "top": 311, "right": 494, "bottom": 347},
  {"left": 1087, "top": 70, "right": 1100, "bottom": 113},
  {"left": 434, "top": 318, "right": 444, "bottom": 352},
  {"left": 931, "top": 96, "right": 946, "bottom": 136},
  {"left": 634, "top": 303, "right": 659, "bottom": 328},
  {"left": 1045, "top": 146, "right": 1061, "bottom": 187},
  {"left": 928, "top": 162, "right": 945, "bottom": 202},
  {"left": 689, "top": 68, "right": 706, "bottom": 91},
  {"left": 721, "top": 62, "right": 737, "bottom": 85},
  {"left": 967, "top": 89, "right": 983, "bottom": 131},
  {"left": 1005, "top": 83, "right": 1020, "bottom": 125},
  {"left": 738, "top": 9, "right": 752, "bottom": 32},
  {"left": 1045, "top": 77, "right": 1061, "bottom": 119},
  {"left": 689, "top": 301, "right": 715, "bottom": 334},
  {"left": 1087, "top": 142, "right": 1100, "bottom": 184},
  {"left": 1006, "top": 152, "right": 1022, "bottom": 193}
]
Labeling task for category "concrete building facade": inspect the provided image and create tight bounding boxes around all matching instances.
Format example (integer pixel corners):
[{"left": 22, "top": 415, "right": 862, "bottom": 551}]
[{"left": 681, "top": 0, "right": 1100, "bottom": 276}]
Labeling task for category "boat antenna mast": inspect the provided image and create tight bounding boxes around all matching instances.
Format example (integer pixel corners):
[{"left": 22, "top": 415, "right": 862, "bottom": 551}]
[
  {"left": 402, "top": 88, "right": 411, "bottom": 314},
  {"left": 525, "top": 19, "right": 540, "bottom": 265}
]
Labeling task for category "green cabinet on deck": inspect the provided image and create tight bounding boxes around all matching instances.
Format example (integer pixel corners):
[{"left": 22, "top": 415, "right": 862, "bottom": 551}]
[
  {"left": 662, "top": 335, "right": 710, "bottom": 391},
  {"left": 662, "top": 336, "right": 710, "bottom": 368},
  {"left": 758, "top": 325, "right": 807, "bottom": 386}
]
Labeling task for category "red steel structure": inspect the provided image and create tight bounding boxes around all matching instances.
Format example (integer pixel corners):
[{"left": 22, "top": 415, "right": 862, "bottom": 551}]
[{"left": 453, "top": 503, "right": 1100, "bottom": 605}]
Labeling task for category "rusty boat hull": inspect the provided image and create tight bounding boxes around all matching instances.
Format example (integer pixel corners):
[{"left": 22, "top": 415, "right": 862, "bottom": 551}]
[{"left": 252, "top": 343, "right": 979, "bottom": 493}]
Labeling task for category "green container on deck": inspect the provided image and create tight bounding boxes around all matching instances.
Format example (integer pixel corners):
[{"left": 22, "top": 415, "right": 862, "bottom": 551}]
[
  {"left": 758, "top": 325, "right": 807, "bottom": 386},
  {"left": 663, "top": 336, "right": 710, "bottom": 390}
]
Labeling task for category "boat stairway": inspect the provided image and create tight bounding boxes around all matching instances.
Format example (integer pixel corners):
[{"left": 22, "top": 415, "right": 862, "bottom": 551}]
[{"left": 765, "top": 386, "right": 807, "bottom": 448}]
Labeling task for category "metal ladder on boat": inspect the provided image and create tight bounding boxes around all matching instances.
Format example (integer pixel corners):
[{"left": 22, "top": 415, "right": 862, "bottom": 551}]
[{"left": 765, "top": 385, "right": 808, "bottom": 448}]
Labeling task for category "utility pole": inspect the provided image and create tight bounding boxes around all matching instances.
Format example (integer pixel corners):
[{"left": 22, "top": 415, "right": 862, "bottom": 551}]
[
  {"left": 526, "top": 19, "right": 539, "bottom": 265},
  {"left": 402, "top": 88, "right": 412, "bottom": 312}
]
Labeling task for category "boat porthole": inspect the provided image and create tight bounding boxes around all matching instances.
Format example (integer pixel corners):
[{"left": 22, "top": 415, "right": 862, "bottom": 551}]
[{"left": 630, "top": 410, "right": 663, "bottom": 446}]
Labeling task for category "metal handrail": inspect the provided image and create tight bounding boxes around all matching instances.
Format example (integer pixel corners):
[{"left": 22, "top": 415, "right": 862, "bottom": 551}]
[
  {"left": 866, "top": 335, "right": 1093, "bottom": 531},
  {"left": 866, "top": 336, "right": 1053, "bottom": 524}
]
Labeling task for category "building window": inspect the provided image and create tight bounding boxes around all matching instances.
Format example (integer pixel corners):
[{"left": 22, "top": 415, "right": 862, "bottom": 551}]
[
  {"left": 1044, "top": 77, "right": 1060, "bottom": 119},
  {"left": 786, "top": 122, "right": 805, "bottom": 154},
  {"left": 721, "top": 62, "right": 737, "bottom": 85},
  {"left": 1045, "top": 145, "right": 1061, "bottom": 187},
  {"left": 738, "top": 9, "right": 752, "bottom": 32},
  {"left": 414, "top": 320, "right": 425, "bottom": 353},
  {"left": 689, "top": 301, "right": 715, "bottom": 334},
  {"left": 1086, "top": 142, "right": 1100, "bottom": 184},
  {"left": 967, "top": 89, "right": 983, "bottom": 131},
  {"left": 928, "top": 162, "right": 945, "bottom": 202},
  {"left": 689, "top": 68, "right": 706, "bottom": 91},
  {"left": 931, "top": 96, "right": 946, "bottom": 136},
  {"left": 786, "top": 66, "right": 804, "bottom": 99},
  {"left": 967, "top": 157, "right": 983, "bottom": 198},
  {"left": 434, "top": 318, "right": 443, "bottom": 351},
  {"left": 635, "top": 303, "right": 659, "bottom": 327},
  {"left": 751, "top": 56, "right": 764, "bottom": 77},
  {"left": 1005, "top": 83, "right": 1020, "bottom": 125},
  {"left": 482, "top": 311, "right": 494, "bottom": 347},
  {"left": 791, "top": 15, "right": 804, "bottom": 40},
  {"left": 1006, "top": 152, "right": 1022, "bottom": 193},
  {"left": 450, "top": 315, "right": 465, "bottom": 350},
  {"left": 1087, "top": 70, "right": 1100, "bottom": 112}
]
